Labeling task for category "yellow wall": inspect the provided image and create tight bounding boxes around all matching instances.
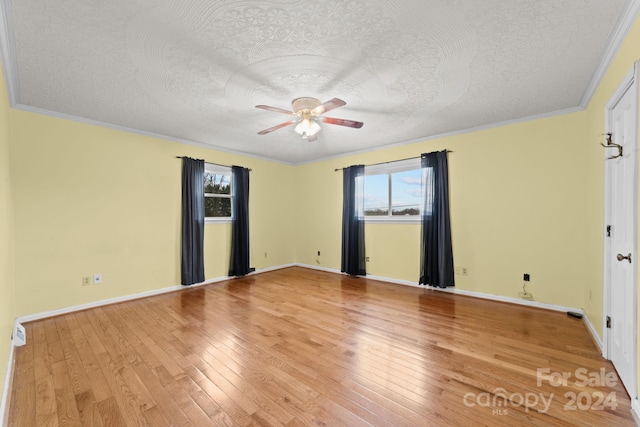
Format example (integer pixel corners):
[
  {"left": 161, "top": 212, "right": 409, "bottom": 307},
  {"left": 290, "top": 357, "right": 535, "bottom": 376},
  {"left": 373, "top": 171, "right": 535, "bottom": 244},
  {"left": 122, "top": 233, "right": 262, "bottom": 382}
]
[
  {"left": 295, "top": 113, "right": 589, "bottom": 308},
  {"left": 0, "top": 62, "right": 15, "bottom": 409},
  {"left": 8, "top": 97, "right": 593, "bottom": 318},
  {"left": 10, "top": 111, "right": 296, "bottom": 316}
]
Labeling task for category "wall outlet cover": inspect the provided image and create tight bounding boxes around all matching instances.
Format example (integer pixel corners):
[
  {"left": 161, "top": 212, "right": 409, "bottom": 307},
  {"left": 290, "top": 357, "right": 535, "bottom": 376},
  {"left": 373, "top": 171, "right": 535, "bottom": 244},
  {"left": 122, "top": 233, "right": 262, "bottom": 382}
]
[{"left": 14, "top": 323, "right": 26, "bottom": 347}]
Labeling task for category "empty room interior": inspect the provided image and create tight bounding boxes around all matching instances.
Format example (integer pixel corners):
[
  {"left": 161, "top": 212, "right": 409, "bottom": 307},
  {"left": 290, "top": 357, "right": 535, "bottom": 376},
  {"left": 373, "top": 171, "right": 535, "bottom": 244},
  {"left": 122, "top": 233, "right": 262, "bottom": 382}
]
[{"left": 2, "top": 0, "right": 640, "bottom": 425}]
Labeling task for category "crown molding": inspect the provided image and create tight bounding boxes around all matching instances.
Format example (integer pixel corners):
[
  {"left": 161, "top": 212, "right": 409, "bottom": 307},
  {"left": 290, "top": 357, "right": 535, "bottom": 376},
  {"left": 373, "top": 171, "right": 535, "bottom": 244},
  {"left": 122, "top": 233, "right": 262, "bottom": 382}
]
[
  {"left": 13, "top": 103, "right": 293, "bottom": 166},
  {"left": 580, "top": 0, "right": 640, "bottom": 108},
  {"left": 299, "top": 106, "right": 583, "bottom": 167},
  {"left": 0, "top": 0, "right": 18, "bottom": 106},
  {"left": 15, "top": 101, "right": 583, "bottom": 168}
]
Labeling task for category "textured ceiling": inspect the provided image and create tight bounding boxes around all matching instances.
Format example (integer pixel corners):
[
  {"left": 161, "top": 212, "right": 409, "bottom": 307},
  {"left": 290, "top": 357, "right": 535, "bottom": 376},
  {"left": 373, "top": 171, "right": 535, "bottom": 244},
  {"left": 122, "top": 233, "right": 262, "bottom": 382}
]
[{"left": 4, "top": 0, "right": 634, "bottom": 164}]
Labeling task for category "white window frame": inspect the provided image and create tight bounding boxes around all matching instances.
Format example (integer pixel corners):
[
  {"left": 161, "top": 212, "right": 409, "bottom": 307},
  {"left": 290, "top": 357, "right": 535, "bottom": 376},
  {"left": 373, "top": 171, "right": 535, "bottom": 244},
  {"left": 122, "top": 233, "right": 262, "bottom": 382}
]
[
  {"left": 362, "top": 158, "right": 423, "bottom": 224},
  {"left": 204, "top": 163, "right": 232, "bottom": 223}
]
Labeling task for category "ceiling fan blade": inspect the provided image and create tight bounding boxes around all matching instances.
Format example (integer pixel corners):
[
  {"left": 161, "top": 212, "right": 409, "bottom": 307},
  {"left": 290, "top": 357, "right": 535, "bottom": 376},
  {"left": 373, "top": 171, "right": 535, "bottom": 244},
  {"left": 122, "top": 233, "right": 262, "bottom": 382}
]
[
  {"left": 311, "top": 98, "right": 346, "bottom": 115},
  {"left": 322, "top": 116, "right": 364, "bottom": 129},
  {"left": 257, "top": 120, "right": 297, "bottom": 135},
  {"left": 255, "top": 105, "right": 295, "bottom": 115}
]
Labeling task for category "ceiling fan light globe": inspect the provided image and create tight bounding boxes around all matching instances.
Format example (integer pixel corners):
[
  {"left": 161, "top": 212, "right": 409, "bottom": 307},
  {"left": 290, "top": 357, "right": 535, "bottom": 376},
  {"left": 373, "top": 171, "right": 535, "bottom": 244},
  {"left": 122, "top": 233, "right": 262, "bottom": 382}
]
[
  {"left": 295, "top": 118, "right": 321, "bottom": 137},
  {"left": 308, "top": 120, "right": 321, "bottom": 135}
]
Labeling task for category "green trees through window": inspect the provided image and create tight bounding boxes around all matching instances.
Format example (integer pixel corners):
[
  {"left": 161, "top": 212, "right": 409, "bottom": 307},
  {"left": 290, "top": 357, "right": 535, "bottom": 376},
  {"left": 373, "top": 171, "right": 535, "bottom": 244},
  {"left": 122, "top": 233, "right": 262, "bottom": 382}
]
[{"left": 204, "top": 172, "right": 232, "bottom": 218}]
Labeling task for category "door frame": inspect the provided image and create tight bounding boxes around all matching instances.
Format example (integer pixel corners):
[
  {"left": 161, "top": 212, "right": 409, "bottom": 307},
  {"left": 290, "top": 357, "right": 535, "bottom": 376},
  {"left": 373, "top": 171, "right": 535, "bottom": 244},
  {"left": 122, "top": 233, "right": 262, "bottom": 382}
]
[{"left": 603, "top": 62, "right": 639, "bottom": 399}]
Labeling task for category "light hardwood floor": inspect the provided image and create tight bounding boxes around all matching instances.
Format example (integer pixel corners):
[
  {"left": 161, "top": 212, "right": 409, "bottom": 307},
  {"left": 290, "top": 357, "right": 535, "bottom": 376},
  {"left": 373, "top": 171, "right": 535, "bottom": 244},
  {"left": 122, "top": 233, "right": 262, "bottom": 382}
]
[{"left": 7, "top": 267, "right": 635, "bottom": 426}]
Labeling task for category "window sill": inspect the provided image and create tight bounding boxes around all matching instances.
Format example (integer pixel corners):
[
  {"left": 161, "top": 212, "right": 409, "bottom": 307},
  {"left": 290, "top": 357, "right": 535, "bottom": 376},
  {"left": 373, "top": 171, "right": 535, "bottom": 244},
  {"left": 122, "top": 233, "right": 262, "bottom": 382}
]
[
  {"left": 205, "top": 218, "right": 232, "bottom": 224},
  {"left": 364, "top": 217, "right": 421, "bottom": 224}
]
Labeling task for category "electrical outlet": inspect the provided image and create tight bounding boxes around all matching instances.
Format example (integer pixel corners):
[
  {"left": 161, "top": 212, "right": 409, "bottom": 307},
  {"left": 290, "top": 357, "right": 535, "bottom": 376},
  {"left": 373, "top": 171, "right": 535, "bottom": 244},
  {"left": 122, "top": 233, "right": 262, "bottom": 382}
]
[
  {"left": 317, "top": 250, "right": 321, "bottom": 256},
  {"left": 366, "top": 256, "right": 370, "bottom": 262},
  {"left": 82, "top": 276, "right": 91, "bottom": 287},
  {"left": 93, "top": 273, "right": 103, "bottom": 285},
  {"left": 523, "top": 273, "right": 530, "bottom": 282},
  {"left": 461, "top": 267, "right": 468, "bottom": 276}
]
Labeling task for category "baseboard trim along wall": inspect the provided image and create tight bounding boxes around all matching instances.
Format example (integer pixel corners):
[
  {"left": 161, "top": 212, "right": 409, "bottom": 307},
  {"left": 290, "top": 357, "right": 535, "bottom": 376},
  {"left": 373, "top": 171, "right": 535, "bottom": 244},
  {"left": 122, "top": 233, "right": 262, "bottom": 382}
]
[
  {"left": 296, "top": 263, "right": 602, "bottom": 353},
  {"left": 10, "top": 262, "right": 605, "bottom": 352},
  {"left": 0, "top": 331, "right": 17, "bottom": 427},
  {"left": 632, "top": 398, "right": 640, "bottom": 426},
  {"left": 581, "top": 309, "right": 605, "bottom": 354},
  {"left": 15, "top": 263, "right": 296, "bottom": 324}
]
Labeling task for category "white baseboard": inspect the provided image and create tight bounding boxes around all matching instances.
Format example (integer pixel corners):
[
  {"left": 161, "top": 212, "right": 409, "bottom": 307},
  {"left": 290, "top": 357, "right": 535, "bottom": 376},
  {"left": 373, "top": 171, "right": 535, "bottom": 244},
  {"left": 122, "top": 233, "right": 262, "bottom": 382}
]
[
  {"left": 294, "top": 263, "right": 341, "bottom": 275},
  {"left": 16, "top": 264, "right": 296, "bottom": 324},
  {"left": 0, "top": 328, "right": 17, "bottom": 427},
  {"left": 363, "top": 273, "right": 424, "bottom": 289},
  {"left": 296, "top": 263, "right": 584, "bottom": 312},
  {"left": 632, "top": 398, "right": 640, "bottom": 426},
  {"left": 17, "top": 281, "right": 208, "bottom": 324},
  {"left": 296, "top": 263, "right": 605, "bottom": 347},
  {"left": 430, "top": 285, "right": 583, "bottom": 314},
  {"left": 16, "top": 262, "right": 590, "bottom": 325},
  {"left": 255, "top": 263, "right": 296, "bottom": 274},
  {"left": 439, "top": 285, "right": 604, "bottom": 354},
  {"left": 581, "top": 309, "right": 604, "bottom": 354}
]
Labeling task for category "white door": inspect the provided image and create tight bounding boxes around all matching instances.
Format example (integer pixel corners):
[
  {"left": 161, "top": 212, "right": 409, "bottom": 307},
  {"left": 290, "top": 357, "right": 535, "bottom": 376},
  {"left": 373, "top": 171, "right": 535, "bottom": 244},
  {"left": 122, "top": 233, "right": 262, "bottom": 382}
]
[{"left": 604, "top": 64, "right": 638, "bottom": 398}]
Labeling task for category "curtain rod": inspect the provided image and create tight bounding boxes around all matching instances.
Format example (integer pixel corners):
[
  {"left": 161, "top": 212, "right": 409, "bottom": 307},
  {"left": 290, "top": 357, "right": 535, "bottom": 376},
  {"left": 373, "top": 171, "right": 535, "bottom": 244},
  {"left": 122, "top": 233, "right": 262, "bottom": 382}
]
[
  {"left": 333, "top": 150, "right": 452, "bottom": 172},
  {"left": 176, "top": 156, "right": 252, "bottom": 171}
]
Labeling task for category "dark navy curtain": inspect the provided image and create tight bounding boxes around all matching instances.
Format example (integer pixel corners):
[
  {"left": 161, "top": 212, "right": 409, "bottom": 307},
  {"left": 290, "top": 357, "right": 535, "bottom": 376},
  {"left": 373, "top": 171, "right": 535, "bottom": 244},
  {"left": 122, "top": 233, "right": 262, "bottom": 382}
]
[
  {"left": 181, "top": 157, "right": 205, "bottom": 285},
  {"left": 341, "top": 165, "right": 366, "bottom": 276},
  {"left": 419, "top": 151, "right": 454, "bottom": 288},
  {"left": 229, "top": 166, "right": 253, "bottom": 277}
]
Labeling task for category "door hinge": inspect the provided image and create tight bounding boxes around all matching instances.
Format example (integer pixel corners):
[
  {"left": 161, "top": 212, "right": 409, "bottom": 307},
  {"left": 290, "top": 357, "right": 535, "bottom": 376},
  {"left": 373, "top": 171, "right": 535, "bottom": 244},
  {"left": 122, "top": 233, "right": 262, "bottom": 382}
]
[
  {"left": 606, "top": 316, "right": 611, "bottom": 329},
  {"left": 606, "top": 225, "right": 612, "bottom": 237}
]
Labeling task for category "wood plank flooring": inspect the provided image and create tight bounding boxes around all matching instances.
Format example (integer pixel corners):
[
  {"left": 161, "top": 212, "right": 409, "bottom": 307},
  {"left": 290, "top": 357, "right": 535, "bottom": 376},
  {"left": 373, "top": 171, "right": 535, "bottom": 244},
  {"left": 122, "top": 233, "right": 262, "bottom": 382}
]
[{"left": 7, "top": 267, "right": 635, "bottom": 426}]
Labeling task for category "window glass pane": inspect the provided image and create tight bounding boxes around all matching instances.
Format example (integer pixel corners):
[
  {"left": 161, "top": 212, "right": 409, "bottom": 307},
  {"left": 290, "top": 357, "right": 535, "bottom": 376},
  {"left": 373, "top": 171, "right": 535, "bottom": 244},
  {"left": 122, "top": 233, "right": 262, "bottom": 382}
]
[
  {"left": 205, "top": 196, "right": 231, "bottom": 217},
  {"left": 363, "top": 174, "right": 389, "bottom": 216},
  {"left": 204, "top": 173, "right": 231, "bottom": 195},
  {"left": 391, "top": 169, "right": 422, "bottom": 216}
]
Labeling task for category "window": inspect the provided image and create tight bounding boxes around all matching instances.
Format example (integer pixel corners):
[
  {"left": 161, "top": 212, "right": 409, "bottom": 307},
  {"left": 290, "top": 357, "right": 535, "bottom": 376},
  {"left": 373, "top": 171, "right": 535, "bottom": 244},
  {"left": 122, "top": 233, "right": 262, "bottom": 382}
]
[
  {"left": 361, "top": 158, "right": 426, "bottom": 222},
  {"left": 204, "top": 164, "right": 232, "bottom": 220}
]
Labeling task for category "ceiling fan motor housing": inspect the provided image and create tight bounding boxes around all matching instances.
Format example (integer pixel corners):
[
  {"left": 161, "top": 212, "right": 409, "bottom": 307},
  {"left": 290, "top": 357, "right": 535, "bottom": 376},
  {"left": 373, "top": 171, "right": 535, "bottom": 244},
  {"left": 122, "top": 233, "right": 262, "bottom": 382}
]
[{"left": 292, "top": 97, "right": 321, "bottom": 114}]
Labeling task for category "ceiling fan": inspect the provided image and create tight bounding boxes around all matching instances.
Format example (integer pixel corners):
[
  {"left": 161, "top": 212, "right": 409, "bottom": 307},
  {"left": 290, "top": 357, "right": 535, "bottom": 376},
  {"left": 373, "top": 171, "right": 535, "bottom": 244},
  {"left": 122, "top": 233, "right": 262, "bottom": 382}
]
[{"left": 256, "top": 97, "right": 364, "bottom": 142}]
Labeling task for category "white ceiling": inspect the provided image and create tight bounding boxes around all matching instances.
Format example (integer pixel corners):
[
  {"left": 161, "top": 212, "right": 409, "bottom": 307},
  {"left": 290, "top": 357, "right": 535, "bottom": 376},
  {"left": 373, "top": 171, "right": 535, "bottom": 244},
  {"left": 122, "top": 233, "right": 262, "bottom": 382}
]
[{"left": 2, "top": 0, "right": 636, "bottom": 164}]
